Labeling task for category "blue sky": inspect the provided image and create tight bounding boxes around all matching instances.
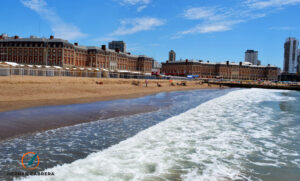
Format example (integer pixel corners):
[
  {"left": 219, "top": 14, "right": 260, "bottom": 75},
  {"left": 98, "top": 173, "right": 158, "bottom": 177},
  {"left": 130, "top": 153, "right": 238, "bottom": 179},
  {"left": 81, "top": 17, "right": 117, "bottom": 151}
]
[{"left": 1, "top": 0, "right": 300, "bottom": 68}]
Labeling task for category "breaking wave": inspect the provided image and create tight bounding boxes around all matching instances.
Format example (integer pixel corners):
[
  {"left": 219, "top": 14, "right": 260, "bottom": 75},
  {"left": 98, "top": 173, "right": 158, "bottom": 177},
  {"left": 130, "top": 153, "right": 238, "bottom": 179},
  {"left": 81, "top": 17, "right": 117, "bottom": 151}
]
[{"left": 18, "top": 89, "right": 300, "bottom": 181}]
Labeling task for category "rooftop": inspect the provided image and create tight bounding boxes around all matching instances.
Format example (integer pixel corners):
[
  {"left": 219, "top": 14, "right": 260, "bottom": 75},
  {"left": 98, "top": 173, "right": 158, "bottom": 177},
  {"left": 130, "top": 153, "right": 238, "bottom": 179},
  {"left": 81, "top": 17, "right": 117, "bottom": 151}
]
[
  {"left": 286, "top": 37, "right": 298, "bottom": 42},
  {"left": 245, "top": 50, "right": 258, "bottom": 53}
]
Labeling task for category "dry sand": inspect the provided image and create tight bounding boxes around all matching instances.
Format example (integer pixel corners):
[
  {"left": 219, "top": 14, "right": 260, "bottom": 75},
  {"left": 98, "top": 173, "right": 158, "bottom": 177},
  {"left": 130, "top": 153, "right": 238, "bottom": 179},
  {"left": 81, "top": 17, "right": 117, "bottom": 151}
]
[{"left": 0, "top": 76, "right": 221, "bottom": 112}]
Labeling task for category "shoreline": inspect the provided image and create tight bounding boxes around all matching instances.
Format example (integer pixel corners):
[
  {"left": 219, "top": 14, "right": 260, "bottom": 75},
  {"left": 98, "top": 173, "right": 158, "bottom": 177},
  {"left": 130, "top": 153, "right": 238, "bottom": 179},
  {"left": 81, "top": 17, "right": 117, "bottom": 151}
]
[
  {"left": 0, "top": 76, "right": 223, "bottom": 112},
  {"left": 0, "top": 87, "right": 228, "bottom": 142},
  {"left": 0, "top": 76, "right": 227, "bottom": 141},
  {"left": 0, "top": 103, "right": 159, "bottom": 142}
]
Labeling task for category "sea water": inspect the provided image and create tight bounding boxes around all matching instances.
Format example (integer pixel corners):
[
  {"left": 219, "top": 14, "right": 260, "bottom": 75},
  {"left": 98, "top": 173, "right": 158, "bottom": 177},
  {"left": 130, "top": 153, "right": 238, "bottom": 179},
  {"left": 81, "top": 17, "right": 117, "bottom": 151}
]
[
  {"left": 0, "top": 89, "right": 231, "bottom": 181},
  {"left": 14, "top": 88, "right": 300, "bottom": 181},
  {"left": 1, "top": 89, "right": 300, "bottom": 181}
]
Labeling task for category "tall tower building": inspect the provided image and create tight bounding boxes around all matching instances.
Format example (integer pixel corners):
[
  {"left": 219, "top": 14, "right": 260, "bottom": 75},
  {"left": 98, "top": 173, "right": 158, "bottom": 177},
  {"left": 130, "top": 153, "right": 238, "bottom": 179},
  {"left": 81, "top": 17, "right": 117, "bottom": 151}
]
[
  {"left": 284, "top": 37, "right": 299, "bottom": 73},
  {"left": 169, "top": 50, "right": 176, "bottom": 62},
  {"left": 109, "top": 41, "right": 126, "bottom": 52},
  {"left": 297, "top": 49, "right": 300, "bottom": 73},
  {"left": 245, "top": 50, "right": 258, "bottom": 65}
]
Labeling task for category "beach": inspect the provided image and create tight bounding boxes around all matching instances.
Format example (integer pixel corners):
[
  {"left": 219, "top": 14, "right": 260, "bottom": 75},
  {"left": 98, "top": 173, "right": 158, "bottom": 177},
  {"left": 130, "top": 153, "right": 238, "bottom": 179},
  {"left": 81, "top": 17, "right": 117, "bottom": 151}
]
[
  {"left": 0, "top": 76, "right": 223, "bottom": 142},
  {"left": 1, "top": 77, "right": 299, "bottom": 181},
  {"left": 0, "top": 76, "right": 220, "bottom": 112}
]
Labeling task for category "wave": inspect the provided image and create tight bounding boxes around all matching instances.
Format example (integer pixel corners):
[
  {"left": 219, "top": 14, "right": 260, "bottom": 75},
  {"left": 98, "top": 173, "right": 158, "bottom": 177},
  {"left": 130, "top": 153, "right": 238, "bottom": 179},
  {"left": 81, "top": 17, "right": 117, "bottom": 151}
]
[{"left": 17, "top": 89, "right": 299, "bottom": 181}]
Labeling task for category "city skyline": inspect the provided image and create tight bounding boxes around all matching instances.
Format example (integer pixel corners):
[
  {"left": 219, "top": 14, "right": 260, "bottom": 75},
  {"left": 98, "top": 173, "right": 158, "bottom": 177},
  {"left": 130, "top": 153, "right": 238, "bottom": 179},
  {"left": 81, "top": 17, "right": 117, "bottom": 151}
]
[{"left": 1, "top": 0, "right": 300, "bottom": 69}]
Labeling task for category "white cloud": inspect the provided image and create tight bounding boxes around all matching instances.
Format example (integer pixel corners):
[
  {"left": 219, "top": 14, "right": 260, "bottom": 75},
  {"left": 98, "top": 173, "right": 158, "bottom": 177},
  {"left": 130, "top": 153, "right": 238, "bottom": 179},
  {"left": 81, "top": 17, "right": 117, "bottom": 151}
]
[
  {"left": 176, "top": 6, "right": 245, "bottom": 37},
  {"left": 121, "top": 0, "right": 151, "bottom": 12},
  {"left": 21, "top": 0, "right": 47, "bottom": 11},
  {"left": 94, "top": 17, "right": 164, "bottom": 43},
  {"left": 246, "top": 0, "right": 300, "bottom": 9},
  {"left": 111, "top": 17, "right": 164, "bottom": 36},
  {"left": 181, "top": 22, "right": 233, "bottom": 34},
  {"left": 175, "top": 0, "right": 300, "bottom": 38},
  {"left": 122, "top": 0, "right": 151, "bottom": 5},
  {"left": 183, "top": 7, "right": 221, "bottom": 21},
  {"left": 137, "top": 5, "right": 147, "bottom": 12},
  {"left": 173, "top": 20, "right": 242, "bottom": 39},
  {"left": 21, "top": 0, "right": 87, "bottom": 40}
]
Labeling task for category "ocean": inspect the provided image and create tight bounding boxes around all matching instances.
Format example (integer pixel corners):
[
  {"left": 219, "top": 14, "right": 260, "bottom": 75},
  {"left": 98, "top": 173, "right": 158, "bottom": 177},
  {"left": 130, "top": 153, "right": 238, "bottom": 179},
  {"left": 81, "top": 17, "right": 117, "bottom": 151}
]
[{"left": 0, "top": 88, "right": 299, "bottom": 181}]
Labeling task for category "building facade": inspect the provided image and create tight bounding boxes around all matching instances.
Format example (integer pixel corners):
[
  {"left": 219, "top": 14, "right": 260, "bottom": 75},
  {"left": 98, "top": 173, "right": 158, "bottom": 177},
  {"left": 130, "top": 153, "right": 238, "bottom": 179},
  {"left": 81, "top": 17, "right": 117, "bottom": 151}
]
[
  {"left": 245, "top": 50, "right": 258, "bottom": 65},
  {"left": 108, "top": 41, "right": 126, "bottom": 53},
  {"left": 152, "top": 60, "right": 161, "bottom": 69},
  {"left": 169, "top": 50, "right": 176, "bottom": 62},
  {"left": 0, "top": 35, "right": 153, "bottom": 73},
  {"left": 162, "top": 60, "right": 279, "bottom": 80},
  {"left": 284, "top": 37, "right": 299, "bottom": 73},
  {"left": 152, "top": 60, "right": 162, "bottom": 75}
]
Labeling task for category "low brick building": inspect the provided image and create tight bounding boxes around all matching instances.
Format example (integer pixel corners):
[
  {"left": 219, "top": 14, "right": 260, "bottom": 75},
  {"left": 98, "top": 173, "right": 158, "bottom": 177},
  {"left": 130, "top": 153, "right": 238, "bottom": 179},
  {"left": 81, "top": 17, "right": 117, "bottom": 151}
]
[
  {"left": 0, "top": 34, "right": 153, "bottom": 73},
  {"left": 162, "top": 60, "right": 279, "bottom": 80}
]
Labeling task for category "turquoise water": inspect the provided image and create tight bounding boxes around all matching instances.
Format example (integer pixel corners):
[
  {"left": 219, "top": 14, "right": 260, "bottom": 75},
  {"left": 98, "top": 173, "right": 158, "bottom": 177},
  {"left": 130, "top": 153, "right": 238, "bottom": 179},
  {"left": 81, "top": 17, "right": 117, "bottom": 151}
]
[{"left": 1, "top": 88, "right": 300, "bottom": 181}]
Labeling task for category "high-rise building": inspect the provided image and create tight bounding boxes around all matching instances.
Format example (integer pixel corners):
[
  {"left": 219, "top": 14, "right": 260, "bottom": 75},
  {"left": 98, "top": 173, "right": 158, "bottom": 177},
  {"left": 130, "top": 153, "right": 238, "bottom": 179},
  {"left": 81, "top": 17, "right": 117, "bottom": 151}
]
[
  {"left": 108, "top": 41, "right": 126, "bottom": 53},
  {"left": 284, "top": 37, "right": 299, "bottom": 73},
  {"left": 245, "top": 50, "right": 258, "bottom": 65},
  {"left": 169, "top": 50, "right": 176, "bottom": 62},
  {"left": 297, "top": 49, "right": 300, "bottom": 74}
]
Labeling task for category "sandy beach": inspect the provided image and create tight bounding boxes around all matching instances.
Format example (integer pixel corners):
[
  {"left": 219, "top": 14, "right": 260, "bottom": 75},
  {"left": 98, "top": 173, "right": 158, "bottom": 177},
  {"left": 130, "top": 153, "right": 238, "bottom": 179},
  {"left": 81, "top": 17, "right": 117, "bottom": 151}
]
[
  {"left": 0, "top": 76, "right": 221, "bottom": 112},
  {"left": 0, "top": 77, "right": 225, "bottom": 141}
]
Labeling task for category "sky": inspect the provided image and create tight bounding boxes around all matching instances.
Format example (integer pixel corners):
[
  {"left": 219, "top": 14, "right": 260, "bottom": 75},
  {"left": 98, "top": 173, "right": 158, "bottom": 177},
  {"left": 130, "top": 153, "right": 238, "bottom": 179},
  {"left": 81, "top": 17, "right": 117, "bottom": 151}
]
[{"left": 1, "top": 0, "right": 300, "bottom": 68}]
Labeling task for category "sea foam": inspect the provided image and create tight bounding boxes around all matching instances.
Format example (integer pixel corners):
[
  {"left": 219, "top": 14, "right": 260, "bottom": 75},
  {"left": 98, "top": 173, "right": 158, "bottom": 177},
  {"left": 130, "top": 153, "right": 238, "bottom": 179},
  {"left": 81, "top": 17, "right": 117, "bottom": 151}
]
[{"left": 17, "top": 89, "right": 299, "bottom": 181}]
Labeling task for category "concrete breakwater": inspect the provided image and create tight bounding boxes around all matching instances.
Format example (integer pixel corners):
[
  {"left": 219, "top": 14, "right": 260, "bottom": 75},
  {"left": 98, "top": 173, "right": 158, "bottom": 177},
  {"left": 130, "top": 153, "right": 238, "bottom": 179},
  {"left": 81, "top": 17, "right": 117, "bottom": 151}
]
[{"left": 210, "top": 82, "right": 300, "bottom": 91}]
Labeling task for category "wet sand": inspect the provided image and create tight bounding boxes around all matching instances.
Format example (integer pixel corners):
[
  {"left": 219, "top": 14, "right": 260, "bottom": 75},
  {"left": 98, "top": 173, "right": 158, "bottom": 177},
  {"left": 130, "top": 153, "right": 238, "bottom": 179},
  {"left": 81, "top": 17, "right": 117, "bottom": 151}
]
[
  {"left": 0, "top": 102, "right": 158, "bottom": 141},
  {"left": 0, "top": 76, "right": 221, "bottom": 112}
]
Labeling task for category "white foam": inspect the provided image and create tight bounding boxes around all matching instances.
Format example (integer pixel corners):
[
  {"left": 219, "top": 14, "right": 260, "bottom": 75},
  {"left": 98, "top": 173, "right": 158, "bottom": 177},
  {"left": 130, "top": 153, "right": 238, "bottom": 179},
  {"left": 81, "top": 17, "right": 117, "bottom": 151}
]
[{"left": 17, "top": 89, "right": 298, "bottom": 181}]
